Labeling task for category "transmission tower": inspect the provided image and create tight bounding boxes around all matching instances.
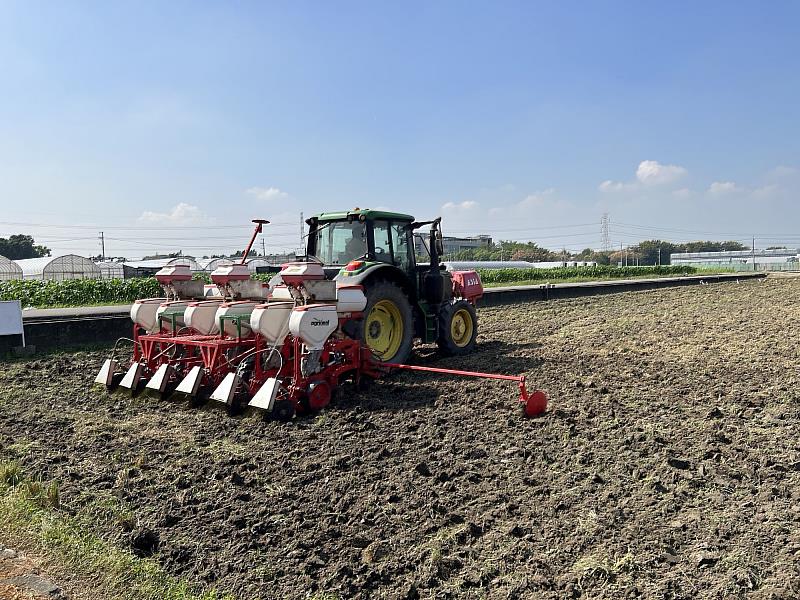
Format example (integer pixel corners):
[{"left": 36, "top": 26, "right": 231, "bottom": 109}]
[{"left": 600, "top": 213, "right": 610, "bottom": 252}]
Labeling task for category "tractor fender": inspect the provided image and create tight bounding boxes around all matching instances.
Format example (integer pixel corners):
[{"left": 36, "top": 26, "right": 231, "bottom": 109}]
[{"left": 336, "top": 263, "right": 424, "bottom": 339}]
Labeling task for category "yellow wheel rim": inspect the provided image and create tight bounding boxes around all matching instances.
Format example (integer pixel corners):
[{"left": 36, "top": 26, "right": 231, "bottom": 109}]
[
  {"left": 366, "top": 299, "right": 404, "bottom": 360},
  {"left": 450, "top": 308, "right": 474, "bottom": 348}
]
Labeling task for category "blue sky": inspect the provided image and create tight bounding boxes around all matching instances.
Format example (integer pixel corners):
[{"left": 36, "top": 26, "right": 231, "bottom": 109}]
[{"left": 1, "top": 1, "right": 798, "bottom": 257}]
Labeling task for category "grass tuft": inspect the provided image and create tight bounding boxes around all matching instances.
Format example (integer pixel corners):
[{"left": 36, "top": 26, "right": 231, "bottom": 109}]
[
  {"left": 0, "top": 463, "right": 231, "bottom": 600},
  {"left": 0, "top": 460, "right": 23, "bottom": 486}
]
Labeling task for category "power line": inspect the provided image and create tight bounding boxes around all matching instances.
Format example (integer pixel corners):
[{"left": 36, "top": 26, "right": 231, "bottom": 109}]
[
  {"left": 445, "top": 223, "right": 598, "bottom": 234},
  {"left": 0, "top": 220, "right": 297, "bottom": 230}
]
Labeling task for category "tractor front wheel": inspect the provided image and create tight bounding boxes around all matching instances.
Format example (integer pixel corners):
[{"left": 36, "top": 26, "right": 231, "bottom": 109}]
[
  {"left": 362, "top": 280, "right": 414, "bottom": 364},
  {"left": 437, "top": 300, "right": 478, "bottom": 356}
]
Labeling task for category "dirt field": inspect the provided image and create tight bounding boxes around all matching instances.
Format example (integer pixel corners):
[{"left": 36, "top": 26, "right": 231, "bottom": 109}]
[{"left": 1, "top": 277, "right": 800, "bottom": 599}]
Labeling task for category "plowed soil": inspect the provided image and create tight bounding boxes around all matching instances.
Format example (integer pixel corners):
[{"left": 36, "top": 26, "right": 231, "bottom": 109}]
[{"left": 2, "top": 277, "right": 800, "bottom": 599}]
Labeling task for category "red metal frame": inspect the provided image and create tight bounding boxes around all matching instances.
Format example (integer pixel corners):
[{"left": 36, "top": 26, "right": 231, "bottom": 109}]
[
  {"left": 123, "top": 261, "right": 543, "bottom": 416},
  {"left": 382, "top": 362, "right": 547, "bottom": 417},
  {"left": 240, "top": 219, "right": 270, "bottom": 265},
  {"left": 246, "top": 331, "right": 381, "bottom": 412},
  {"left": 131, "top": 320, "right": 258, "bottom": 390}
]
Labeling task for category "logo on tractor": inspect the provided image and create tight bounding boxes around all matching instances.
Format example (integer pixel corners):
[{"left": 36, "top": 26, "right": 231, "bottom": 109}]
[{"left": 310, "top": 318, "right": 331, "bottom": 327}]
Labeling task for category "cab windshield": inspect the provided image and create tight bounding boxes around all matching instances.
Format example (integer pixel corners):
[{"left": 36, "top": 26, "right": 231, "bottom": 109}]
[{"left": 314, "top": 221, "right": 366, "bottom": 265}]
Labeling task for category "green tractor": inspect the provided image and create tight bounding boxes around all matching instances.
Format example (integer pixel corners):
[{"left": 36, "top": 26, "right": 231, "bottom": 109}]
[{"left": 304, "top": 208, "right": 484, "bottom": 363}]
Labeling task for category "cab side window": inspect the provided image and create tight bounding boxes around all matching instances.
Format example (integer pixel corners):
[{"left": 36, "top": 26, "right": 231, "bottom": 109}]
[
  {"left": 372, "top": 220, "right": 392, "bottom": 264},
  {"left": 390, "top": 223, "right": 411, "bottom": 271}
]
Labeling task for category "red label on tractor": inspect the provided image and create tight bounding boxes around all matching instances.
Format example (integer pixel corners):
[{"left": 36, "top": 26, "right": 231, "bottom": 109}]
[{"left": 451, "top": 270, "right": 483, "bottom": 303}]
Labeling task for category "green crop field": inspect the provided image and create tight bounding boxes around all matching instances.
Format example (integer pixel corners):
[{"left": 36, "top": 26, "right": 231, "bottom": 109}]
[
  {"left": 0, "top": 278, "right": 162, "bottom": 309},
  {"left": 0, "top": 266, "right": 704, "bottom": 308},
  {"left": 476, "top": 264, "right": 697, "bottom": 285}
]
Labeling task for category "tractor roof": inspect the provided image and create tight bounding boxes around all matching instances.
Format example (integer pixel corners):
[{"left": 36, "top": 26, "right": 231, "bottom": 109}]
[{"left": 313, "top": 208, "right": 414, "bottom": 222}]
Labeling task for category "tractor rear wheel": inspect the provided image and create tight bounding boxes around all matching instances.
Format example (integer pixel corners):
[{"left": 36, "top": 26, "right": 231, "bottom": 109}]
[
  {"left": 362, "top": 280, "right": 414, "bottom": 364},
  {"left": 437, "top": 300, "right": 478, "bottom": 356}
]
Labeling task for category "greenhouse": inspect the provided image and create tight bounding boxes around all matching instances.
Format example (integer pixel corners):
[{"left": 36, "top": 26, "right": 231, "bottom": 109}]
[
  {"left": 0, "top": 255, "right": 23, "bottom": 280},
  {"left": 122, "top": 257, "right": 201, "bottom": 278},
  {"left": 16, "top": 255, "right": 102, "bottom": 280},
  {"left": 96, "top": 261, "right": 125, "bottom": 279},
  {"left": 123, "top": 258, "right": 201, "bottom": 270},
  {"left": 198, "top": 257, "right": 277, "bottom": 273},
  {"left": 202, "top": 257, "right": 235, "bottom": 272},
  {"left": 245, "top": 258, "right": 272, "bottom": 272}
]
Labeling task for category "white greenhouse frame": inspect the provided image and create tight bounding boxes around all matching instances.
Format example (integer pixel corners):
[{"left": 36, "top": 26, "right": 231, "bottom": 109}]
[
  {"left": 16, "top": 255, "right": 102, "bottom": 280},
  {"left": 0, "top": 255, "right": 23, "bottom": 280}
]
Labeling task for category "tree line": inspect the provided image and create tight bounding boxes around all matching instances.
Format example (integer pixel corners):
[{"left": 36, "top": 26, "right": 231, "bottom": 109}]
[
  {"left": 446, "top": 239, "right": 750, "bottom": 265},
  {"left": 0, "top": 232, "right": 752, "bottom": 266}
]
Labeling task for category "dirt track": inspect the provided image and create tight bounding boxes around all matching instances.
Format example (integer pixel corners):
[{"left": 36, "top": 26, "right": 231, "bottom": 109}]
[{"left": 1, "top": 277, "right": 800, "bottom": 599}]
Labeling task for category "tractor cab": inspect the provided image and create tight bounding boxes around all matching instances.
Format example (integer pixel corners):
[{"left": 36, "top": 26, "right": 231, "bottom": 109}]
[
  {"left": 306, "top": 209, "right": 417, "bottom": 279},
  {"left": 305, "top": 208, "right": 480, "bottom": 364}
]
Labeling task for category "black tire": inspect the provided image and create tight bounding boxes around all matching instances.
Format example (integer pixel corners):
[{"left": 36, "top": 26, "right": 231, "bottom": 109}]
[
  {"left": 362, "top": 279, "right": 414, "bottom": 364},
  {"left": 272, "top": 399, "right": 296, "bottom": 422},
  {"left": 437, "top": 300, "right": 478, "bottom": 356}
]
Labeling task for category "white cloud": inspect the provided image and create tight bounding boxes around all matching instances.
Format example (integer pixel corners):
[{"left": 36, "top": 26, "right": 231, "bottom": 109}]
[
  {"left": 599, "top": 180, "right": 627, "bottom": 192},
  {"left": 246, "top": 186, "right": 288, "bottom": 201},
  {"left": 753, "top": 184, "right": 779, "bottom": 199},
  {"left": 708, "top": 181, "right": 738, "bottom": 195},
  {"left": 518, "top": 188, "right": 556, "bottom": 209},
  {"left": 769, "top": 165, "right": 798, "bottom": 178},
  {"left": 138, "top": 202, "right": 211, "bottom": 224},
  {"left": 442, "top": 200, "right": 478, "bottom": 211},
  {"left": 636, "top": 160, "right": 687, "bottom": 186},
  {"left": 599, "top": 160, "right": 687, "bottom": 193}
]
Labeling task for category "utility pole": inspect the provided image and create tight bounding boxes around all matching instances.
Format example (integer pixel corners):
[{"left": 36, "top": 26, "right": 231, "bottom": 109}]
[
  {"left": 658, "top": 246, "right": 661, "bottom": 266},
  {"left": 752, "top": 236, "right": 756, "bottom": 271},
  {"left": 261, "top": 237, "right": 266, "bottom": 258},
  {"left": 99, "top": 231, "right": 105, "bottom": 261}
]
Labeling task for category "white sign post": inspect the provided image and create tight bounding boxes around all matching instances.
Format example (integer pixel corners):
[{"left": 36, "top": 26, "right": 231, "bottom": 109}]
[{"left": 0, "top": 300, "right": 25, "bottom": 347}]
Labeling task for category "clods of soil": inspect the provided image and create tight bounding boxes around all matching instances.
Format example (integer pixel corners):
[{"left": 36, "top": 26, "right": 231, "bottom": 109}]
[{"left": 2, "top": 277, "right": 800, "bottom": 599}]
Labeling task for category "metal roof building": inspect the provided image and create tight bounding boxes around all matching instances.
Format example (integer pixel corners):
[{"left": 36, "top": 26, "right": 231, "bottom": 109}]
[{"left": 16, "top": 255, "right": 102, "bottom": 280}]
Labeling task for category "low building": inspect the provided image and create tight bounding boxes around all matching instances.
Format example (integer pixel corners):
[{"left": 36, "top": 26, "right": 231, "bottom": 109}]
[{"left": 415, "top": 234, "right": 493, "bottom": 257}]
